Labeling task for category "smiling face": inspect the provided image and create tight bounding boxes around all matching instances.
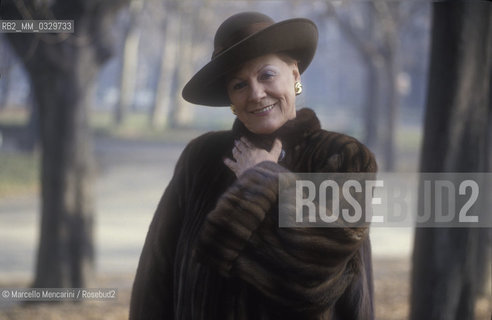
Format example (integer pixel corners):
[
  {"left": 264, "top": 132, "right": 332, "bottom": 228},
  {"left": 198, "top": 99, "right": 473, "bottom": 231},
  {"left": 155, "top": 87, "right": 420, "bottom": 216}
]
[{"left": 226, "top": 54, "right": 300, "bottom": 135}]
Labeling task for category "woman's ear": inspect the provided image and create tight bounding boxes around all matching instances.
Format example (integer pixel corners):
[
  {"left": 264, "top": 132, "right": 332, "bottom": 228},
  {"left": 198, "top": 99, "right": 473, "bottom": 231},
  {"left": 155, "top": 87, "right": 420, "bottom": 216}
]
[{"left": 292, "top": 62, "right": 301, "bottom": 81}]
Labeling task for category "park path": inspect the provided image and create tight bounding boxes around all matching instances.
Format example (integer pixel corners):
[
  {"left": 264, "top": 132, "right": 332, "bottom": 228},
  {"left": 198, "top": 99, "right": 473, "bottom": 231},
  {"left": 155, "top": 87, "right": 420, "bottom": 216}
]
[
  {"left": 0, "top": 138, "right": 183, "bottom": 283},
  {"left": 0, "top": 137, "right": 413, "bottom": 283}
]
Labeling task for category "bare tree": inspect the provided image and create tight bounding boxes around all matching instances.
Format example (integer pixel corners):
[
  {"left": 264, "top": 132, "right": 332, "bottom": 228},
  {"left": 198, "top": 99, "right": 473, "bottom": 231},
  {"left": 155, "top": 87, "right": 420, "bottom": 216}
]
[
  {"left": 411, "top": 2, "right": 492, "bottom": 319},
  {"left": 148, "top": 0, "right": 202, "bottom": 129},
  {"left": 0, "top": 35, "right": 15, "bottom": 109},
  {"left": 374, "top": 1, "right": 399, "bottom": 172},
  {"left": 325, "top": 0, "right": 422, "bottom": 170},
  {"left": 115, "top": 0, "right": 144, "bottom": 126},
  {"left": 325, "top": 1, "right": 383, "bottom": 150},
  {"left": 1, "top": 0, "right": 129, "bottom": 288},
  {"left": 149, "top": 0, "right": 179, "bottom": 128},
  {"left": 168, "top": 0, "right": 195, "bottom": 128}
]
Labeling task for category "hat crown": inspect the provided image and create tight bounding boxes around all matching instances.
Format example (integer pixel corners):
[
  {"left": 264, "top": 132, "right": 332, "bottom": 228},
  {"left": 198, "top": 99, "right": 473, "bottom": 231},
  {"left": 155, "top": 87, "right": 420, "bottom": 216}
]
[
  {"left": 212, "top": 12, "right": 274, "bottom": 59},
  {"left": 183, "top": 12, "right": 318, "bottom": 106}
]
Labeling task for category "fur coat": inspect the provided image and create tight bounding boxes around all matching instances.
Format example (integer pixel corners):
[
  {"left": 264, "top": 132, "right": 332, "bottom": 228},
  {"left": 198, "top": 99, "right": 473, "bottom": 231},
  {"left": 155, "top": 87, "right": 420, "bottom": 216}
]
[{"left": 129, "top": 108, "right": 378, "bottom": 320}]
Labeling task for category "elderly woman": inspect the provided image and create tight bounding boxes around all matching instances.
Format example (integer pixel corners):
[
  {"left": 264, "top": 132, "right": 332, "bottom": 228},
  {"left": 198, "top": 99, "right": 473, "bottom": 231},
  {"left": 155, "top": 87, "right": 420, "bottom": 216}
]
[{"left": 130, "top": 11, "right": 377, "bottom": 320}]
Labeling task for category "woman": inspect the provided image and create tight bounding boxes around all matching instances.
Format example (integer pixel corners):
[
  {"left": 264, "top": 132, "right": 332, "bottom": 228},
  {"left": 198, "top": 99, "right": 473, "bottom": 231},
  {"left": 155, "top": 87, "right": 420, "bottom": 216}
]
[{"left": 130, "top": 11, "right": 377, "bottom": 320}]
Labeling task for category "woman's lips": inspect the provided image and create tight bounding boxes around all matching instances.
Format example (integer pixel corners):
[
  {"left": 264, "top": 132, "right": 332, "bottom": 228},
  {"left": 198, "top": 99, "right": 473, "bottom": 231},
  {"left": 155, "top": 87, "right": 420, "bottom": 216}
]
[{"left": 251, "top": 103, "right": 276, "bottom": 115}]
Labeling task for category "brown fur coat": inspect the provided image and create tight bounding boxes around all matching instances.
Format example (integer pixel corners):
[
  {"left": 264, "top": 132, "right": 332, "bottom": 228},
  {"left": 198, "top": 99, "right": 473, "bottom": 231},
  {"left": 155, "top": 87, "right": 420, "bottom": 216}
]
[{"left": 130, "top": 108, "right": 377, "bottom": 320}]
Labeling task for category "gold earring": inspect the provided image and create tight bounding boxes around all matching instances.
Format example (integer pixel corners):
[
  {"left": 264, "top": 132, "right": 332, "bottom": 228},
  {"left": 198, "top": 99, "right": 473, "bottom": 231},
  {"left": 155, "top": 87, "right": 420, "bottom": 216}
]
[
  {"left": 230, "top": 104, "right": 237, "bottom": 115},
  {"left": 294, "top": 81, "right": 303, "bottom": 96}
]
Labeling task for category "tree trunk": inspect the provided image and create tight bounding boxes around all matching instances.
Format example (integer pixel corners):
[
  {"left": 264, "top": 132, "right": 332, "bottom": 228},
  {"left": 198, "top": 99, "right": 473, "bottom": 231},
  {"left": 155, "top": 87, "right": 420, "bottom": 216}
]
[
  {"left": 326, "top": 2, "right": 386, "bottom": 153},
  {"left": 0, "top": 70, "right": 11, "bottom": 110},
  {"left": 360, "top": 4, "right": 382, "bottom": 151},
  {"left": 31, "top": 55, "right": 97, "bottom": 287},
  {"left": 0, "top": 36, "right": 13, "bottom": 109},
  {"left": 373, "top": 1, "right": 400, "bottom": 172},
  {"left": 2, "top": 0, "right": 129, "bottom": 289},
  {"left": 475, "top": 60, "right": 492, "bottom": 297},
  {"left": 410, "top": 2, "right": 492, "bottom": 320},
  {"left": 169, "top": 7, "right": 194, "bottom": 128},
  {"left": 363, "top": 53, "right": 382, "bottom": 150},
  {"left": 22, "top": 91, "right": 39, "bottom": 152},
  {"left": 115, "top": 0, "right": 143, "bottom": 126},
  {"left": 149, "top": 11, "right": 179, "bottom": 128},
  {"left": 382, "top": 39, "right": 399, "bottom": 171}
]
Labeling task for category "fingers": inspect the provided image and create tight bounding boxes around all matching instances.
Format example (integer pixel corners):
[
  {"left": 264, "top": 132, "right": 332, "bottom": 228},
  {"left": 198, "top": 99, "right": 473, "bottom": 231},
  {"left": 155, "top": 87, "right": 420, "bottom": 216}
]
[
  {"left": 240, "top": 137, "right": 254, "bottom": 148},
  {"left": 270, "top": 138, "right": 283, "bottom": 158},
  {"left": 234, "top": 138, "right": 253, "bottom": 154},
  {"left": 224, "top": 158, "right": 237, "bottom": 173},
  {"left": 232, "top": 145, "right": 241, "bottom": 159},
  {"left": 233, "top": 138, "right": 254, "bottom": 162}
]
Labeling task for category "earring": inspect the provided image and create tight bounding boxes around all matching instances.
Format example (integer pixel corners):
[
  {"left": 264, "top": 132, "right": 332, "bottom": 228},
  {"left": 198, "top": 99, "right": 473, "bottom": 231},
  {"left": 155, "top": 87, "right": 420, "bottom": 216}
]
[
  {"left": 230, "top": 104, "right": 237, "bottom": 115},
  {"left": 294, "top": 81, "right": 303, "bottom": 96}
]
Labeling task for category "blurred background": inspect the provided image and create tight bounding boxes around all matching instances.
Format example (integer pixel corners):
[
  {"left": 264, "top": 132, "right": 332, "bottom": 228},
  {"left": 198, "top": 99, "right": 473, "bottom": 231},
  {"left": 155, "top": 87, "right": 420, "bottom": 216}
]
[{"left": 0, "top": 0, "right": 490, "bottom": 319}]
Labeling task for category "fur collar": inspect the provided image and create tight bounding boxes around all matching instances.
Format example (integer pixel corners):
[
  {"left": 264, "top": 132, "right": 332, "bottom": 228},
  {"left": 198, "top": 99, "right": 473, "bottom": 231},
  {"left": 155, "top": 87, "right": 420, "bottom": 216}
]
[{"left": 231, "top": 108, "right": 321, "bottom": 151}]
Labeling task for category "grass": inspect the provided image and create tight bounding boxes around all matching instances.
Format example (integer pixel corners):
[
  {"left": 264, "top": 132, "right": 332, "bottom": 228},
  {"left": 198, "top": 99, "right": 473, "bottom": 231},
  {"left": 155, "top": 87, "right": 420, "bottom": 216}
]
[
  {"left": 0, "top": 107, "right": 28, "bottom": 126},
  {"left": 90, "top": 111, "right": 209, "bottom": 143},
  {"left": 0, "top": 107, "right": 212, "bottom": 144},
  {"left": 0, "top": 108, "right": 211, "bottom": 199},
  {"left": 396, "top": 126, "right": 422, "bottom": 152},
  {"left": 0, "top": 108, "right": 38, "bottom": 198},
  {"left": 0, "top": 152, "right": 39, "bottom": 198}
]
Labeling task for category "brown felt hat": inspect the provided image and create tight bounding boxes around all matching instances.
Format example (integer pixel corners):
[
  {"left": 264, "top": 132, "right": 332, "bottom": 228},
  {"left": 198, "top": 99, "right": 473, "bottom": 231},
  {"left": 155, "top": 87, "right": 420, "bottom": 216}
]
[{"left": 181, "top": 11, "right": 318, "bottom": 106}]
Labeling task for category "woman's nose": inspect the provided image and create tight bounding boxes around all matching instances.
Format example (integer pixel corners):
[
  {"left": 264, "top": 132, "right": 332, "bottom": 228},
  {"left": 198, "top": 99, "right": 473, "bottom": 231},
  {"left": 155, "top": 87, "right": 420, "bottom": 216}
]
[{"left": 248, "top": 82, "right": 266, "bottom": 102}]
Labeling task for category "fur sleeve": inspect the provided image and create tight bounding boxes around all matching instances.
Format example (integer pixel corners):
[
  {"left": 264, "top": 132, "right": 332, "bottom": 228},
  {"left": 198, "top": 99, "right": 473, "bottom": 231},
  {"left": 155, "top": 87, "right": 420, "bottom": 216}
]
[{"left": 194, "top": 133, "right": 377, "bottom": 316}]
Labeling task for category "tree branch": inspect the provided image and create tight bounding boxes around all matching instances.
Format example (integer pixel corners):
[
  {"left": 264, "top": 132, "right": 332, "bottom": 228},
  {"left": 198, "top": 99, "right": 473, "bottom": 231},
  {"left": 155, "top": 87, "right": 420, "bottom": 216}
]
[{"left": 325, "top": 1, "right": 381, "bottom": 61}]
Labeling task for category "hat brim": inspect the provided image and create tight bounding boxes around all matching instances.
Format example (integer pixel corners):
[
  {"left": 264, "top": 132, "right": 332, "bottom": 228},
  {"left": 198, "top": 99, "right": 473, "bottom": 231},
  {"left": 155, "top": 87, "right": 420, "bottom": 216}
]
[{"left": 182, "top": 18, "right": 318, "bottom": 106}]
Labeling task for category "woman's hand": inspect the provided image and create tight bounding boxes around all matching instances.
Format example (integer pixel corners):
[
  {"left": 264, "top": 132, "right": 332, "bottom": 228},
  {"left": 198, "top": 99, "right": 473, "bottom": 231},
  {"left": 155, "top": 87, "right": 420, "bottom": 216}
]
[{"left": 224, "top": 137, "right": 282, "bottom": 177}]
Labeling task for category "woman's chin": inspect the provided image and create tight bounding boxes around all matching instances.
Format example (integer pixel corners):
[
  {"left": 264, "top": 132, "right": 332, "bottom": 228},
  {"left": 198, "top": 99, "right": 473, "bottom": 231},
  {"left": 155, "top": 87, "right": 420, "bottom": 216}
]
[{"left": 248, "top": 120, "right": 285, "bottom": 135}]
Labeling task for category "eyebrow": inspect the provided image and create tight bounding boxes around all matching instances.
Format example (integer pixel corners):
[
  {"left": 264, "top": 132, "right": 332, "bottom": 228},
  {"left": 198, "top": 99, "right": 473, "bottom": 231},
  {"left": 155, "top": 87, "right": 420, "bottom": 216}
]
[{"left": 228, "top": 64, "right": 275, "bottom": 82}]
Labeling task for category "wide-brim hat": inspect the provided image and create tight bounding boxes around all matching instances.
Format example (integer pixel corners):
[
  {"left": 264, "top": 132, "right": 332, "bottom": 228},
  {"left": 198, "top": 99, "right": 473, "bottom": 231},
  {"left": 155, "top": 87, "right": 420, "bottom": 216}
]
[{"left": 182, "top": 11, "right": 318, "bottom": 106}]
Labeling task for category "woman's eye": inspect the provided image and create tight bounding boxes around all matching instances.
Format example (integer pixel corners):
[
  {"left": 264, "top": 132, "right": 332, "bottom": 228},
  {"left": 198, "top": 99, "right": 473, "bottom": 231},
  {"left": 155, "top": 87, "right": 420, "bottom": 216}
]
[
  {"left": 260, "top": 71, "right": 275, "bottom": 80},
  {"left": 232, "top": 81, "right": 247, "bottom": 90}
]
